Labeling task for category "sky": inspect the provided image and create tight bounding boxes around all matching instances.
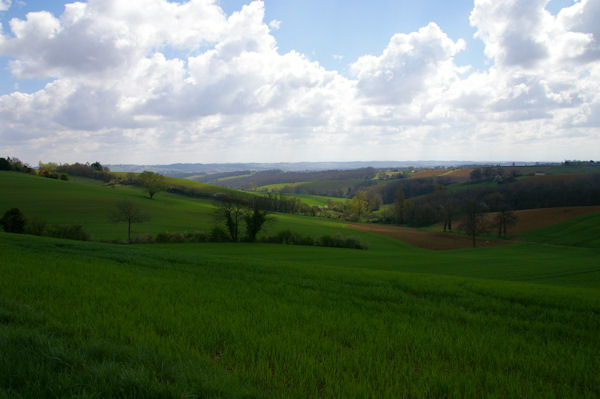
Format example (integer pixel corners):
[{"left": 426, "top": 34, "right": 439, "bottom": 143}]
[{"left": 0, "top": 0, "right": 598, "bottom": 165}]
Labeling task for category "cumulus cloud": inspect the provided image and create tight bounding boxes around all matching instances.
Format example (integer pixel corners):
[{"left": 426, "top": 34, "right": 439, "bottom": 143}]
[
  {"left": 351, "top": 23, "right": 466, "bottom": 104},
  {"left": 0, "top": 0, "right": 598, "bottom": 163},
  {"left": 0, "top": 0, "right": 10, "bottom": 11}
]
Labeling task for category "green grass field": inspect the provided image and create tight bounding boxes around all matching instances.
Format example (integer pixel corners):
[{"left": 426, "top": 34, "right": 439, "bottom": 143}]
[
  {"left": 2, "top": 170, "right": 600, "bottom": 397},
  {"left": 286, "top": 193, "right": 345, "bottom": 207}
]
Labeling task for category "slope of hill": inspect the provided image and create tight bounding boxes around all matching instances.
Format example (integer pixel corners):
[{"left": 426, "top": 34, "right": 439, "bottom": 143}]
[{"left": 0, "top": 171, "right": 366, "bottom": 243}]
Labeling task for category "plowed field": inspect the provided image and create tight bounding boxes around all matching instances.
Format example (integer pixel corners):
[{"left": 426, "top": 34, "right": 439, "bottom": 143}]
[{"left": 506, "top": 206, "right": 600, "bottom": 232}]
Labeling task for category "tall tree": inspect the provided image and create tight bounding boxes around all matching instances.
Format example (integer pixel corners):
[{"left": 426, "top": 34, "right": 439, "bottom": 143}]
[
  {"left": 243, "top": 202, "right": 270, "bottom": 242},
  {"left": 215, "top": 201, "right": 244, "bottom": 242},
  {"left": 459, "top": 199, "right": 489, "bottom": 247},
  {"left": 440, "top": 197, "right": 457, "bottom": 232},
  {"left": 348, "top": 191, "right": 369, "bottom": 221},
  {"left": 392, "top": 187, "right": 405, "bottom": 224},
  {"left": 110, "top": 200, "right": 149, "bottom": 243},
  {"left": 494, "top": 207, "right": 518, "bottom": 237},
  {"left": 138, "top": 171, "right": 167, "bottom": 199}
]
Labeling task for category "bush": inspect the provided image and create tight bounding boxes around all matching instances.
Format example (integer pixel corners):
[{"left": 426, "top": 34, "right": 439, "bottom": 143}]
[
  {"left": 25, "top": 219, "right": 48, "bottom": 236},
  {"left": 59, "top": 173, "right": 69, "bottom": 181},
  {"left": 260, "top": 230, "right": 367, "bottom": 250},
  {"left": 131, "top": 233, "right": 154, "bottom": 244},
  {"left": 46, "top": 224, "right": 90, "bottom": 241},
  {"left": 0, "top": 208, "right": 27, "bottom": 233},
  {"left": 156, "top": 231, "right": 210, "bottom": 243},
  {"left": 316, "top": 233, "right": 368, "bottom": 250},
  {"left": 209, "top": 225, "right": 231, "bottom": 242}
]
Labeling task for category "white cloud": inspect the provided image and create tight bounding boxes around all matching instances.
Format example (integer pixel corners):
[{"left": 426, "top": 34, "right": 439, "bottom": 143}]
[
  {"left": 0, "top": 0, "right": 10, "bottom": 11},
  {"left": 0, "top": 0, "right": 598, "bottom": 164},
  {"left": 268, "top": 19, "right": 281, "bottom": 30},
  {"left": 350, "top": 23, "right": 466, "bottom": 104}
]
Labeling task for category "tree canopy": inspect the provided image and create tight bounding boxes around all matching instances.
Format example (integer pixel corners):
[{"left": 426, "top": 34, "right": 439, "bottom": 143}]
[{"left": 138, "top": 171, "right": 167, "bottom": 199}]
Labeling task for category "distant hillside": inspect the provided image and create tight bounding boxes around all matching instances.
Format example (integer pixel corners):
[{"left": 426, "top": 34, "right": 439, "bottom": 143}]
[{"left": 108, "top": 160, "right": 543, "bottom": 177}]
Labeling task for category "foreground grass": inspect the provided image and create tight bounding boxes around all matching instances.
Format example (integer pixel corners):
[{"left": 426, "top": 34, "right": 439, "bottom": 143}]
[{"left": 1, "top": 232, "right": 599, "bottom": 398}]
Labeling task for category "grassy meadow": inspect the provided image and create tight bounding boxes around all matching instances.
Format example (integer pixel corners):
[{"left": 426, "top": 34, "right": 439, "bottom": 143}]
[{"left": 1, "top": 170, "right": 599, "bottom": 397}]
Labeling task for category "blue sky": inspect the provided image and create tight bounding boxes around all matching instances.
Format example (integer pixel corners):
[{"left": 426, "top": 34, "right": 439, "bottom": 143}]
[
  {"left": 0, "top": 0, "right": 571, "bottom": 94},
  {"left": 0, "top": 0, "right": 598, "bottom": 164}
]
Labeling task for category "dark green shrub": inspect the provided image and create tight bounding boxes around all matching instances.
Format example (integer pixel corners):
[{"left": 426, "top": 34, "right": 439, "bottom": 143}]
[
  {"left": 59, "top": 173, "right": 69, "bottom": 181},
  {"left": 209, "top": 225, "right": 231, "bottom": 242},
  {"left": 25, "top": 219, "right": 48, "bottom": 236},
  {"left": 131, "top": 233, "right": 154, "bottom": 243},
  {"left": 0, "top": 157, "right": 10, "bottom": 170},
  {"left": 184, "top": 231, "right": 209, "bottom": 242},
  {"left": 316, "top": 233, "right": 368, "bottom": 250},
  {"left": 47, "top": 224, "right": 90, "bottom": 241},
  {"left": 0, "top": 208, "right": 27, "bottom": 233},
  {"left": 155, "top": 231, "right": 210, "bottom": 243}
]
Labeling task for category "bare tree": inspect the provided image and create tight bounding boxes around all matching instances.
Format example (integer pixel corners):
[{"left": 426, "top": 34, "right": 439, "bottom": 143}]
[{"left": 110, "top": 200, "right": 149, "bottom": 243}]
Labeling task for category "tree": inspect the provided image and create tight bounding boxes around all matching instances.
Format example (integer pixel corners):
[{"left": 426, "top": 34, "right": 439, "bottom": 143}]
[
  {"left": 470, "top": 168, "right": 483, "bottom": 182},
  {"left": 458, "top": 199, "right": 489, "bottom": 247},
  {"left": 110, "top": 200, "right": 149, "bottom": 243},
  {"left": 348, "top": 191, "right": 369, "bottom": 221},
  {"left": 214, "top": 201, "right": 244, "bottom": 242},
  {"left": 0, "top": 157, "right": 12, "bottom": 170},
  {"left": 440, "top": 197, "right": 457, "bottom": 232},
  {"left": 243, "top": 202, "right": 269, "bottom": 242},
  {"left": 494, "top": 207, "right": 518, "bottom": 237},
  {"left": 392, "top": 187, "right": 405, "bottom": 224},
  {"left": 366, "top": 190, "right": 383, "bottom": 211},
  {"left": 138, "top": 171, "right": 167, "bottom": 199},
  {"left": 0, "top": 208, "right": 27, "bottom": 233}
]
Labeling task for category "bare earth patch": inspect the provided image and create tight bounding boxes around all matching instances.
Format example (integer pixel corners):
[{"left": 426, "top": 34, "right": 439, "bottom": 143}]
[
  {"left": 348, "top": 223, "right": 507, "bottom": 250},
  {"left": 505, "top": 206, "right": 600, "bottom": 233},
  {"left": 360, "top": 206, "right": 600, "bottom": 250}
]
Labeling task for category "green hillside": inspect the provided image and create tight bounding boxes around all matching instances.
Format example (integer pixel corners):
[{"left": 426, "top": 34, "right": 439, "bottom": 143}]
[{"left": 0, "top": 171, "right": 363, "bottom": 243}]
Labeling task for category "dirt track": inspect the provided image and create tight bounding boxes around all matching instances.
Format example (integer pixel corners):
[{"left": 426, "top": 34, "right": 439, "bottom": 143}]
[{"left": 348, "top": 223, "right": 507, "bottom": 250}]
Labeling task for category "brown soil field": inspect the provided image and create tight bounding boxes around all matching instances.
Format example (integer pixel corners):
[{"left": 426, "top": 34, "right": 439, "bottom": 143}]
[
  {"left": 429, "top": 206, "right": 600, "bottom": 235},
  {"left": 348, "top": 223, "right": 508, "bottom": 250},
  {"left": 352, "top": 206, "right": 600, "bottom": 250},
  {"left": 409, "top": 169, "right": 447, "bottom": 179},
  {"left": 501, "top": 206, "right": 600, "bottom": 233},
  {"left": 408, "top": 168, "right": 474, "bottom": 182},
  {"left": 444, "top": 168, "right": 474, "bottom": 182}
]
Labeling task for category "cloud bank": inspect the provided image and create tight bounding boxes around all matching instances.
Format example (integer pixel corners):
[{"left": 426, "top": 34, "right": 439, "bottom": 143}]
[{"left": 0, "top": 0, "right": 598, "bottom": 163}]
